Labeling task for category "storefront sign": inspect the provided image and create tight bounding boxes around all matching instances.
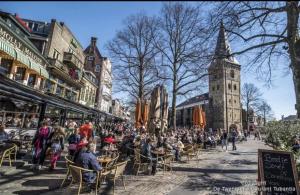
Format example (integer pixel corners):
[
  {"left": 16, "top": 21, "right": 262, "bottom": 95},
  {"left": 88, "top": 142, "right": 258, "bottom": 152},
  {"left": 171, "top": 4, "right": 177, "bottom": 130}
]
[{"left": 0, "top": 25, "right": 43, "bottom": 64}]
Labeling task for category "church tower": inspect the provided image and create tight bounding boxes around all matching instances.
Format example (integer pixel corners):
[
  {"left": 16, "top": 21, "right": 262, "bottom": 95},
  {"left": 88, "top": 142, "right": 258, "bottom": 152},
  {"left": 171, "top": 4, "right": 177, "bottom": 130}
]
[{"left": 208, "top": 22, "right": 242, "bottom": 132}]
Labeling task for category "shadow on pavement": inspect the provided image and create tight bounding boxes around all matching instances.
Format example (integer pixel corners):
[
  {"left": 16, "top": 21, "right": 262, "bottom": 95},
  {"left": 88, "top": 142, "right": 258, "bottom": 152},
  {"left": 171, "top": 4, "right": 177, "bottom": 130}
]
[{"left": 172, "top": 167, "right": 257, "bottom": 174}]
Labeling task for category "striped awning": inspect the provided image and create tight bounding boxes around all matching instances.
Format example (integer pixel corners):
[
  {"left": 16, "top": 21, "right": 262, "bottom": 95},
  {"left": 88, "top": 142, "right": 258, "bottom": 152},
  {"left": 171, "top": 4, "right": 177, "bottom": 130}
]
[
  {"left": 0, "top": 39, "right": 16, "bottom": 58},
  {"left": 0, "top": 38, "right": 49, "bottom": 78},
  {"left": 15, "top": 49, "right": 30, "bottom": 66}
]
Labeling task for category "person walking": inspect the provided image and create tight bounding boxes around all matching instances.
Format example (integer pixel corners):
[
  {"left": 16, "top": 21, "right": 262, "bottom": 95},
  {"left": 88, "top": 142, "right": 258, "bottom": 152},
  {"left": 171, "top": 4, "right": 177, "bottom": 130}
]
[
  {"left": 48, "top": 126, "right": 65, "bottom": 170},
  {"left": 231, "top": 129, "right": 237, "bottom": 151},
  {"left": 220, "top": 129, "right": 228, "bottom": 151},
  {"left": 31, "top": 121, "right": 52, "bottom": 170}
]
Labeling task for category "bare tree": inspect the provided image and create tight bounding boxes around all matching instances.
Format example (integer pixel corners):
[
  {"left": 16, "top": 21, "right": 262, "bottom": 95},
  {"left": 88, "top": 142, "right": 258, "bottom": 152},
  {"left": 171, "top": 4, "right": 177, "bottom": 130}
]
[
  {"left": 153, "top": 2, "right": 210, "bottom": 130},
  {"left": 207, "top": 1, "right": 300, "bottom": 118},
  {"left": 106, "top": 13, "right": 160, "bottom": 103},
  {"left": 242, "top": 83, "right": 263, "bottom": 129},
  {"left": 257, "top": 100, "right": 273, "bottom": 126}
]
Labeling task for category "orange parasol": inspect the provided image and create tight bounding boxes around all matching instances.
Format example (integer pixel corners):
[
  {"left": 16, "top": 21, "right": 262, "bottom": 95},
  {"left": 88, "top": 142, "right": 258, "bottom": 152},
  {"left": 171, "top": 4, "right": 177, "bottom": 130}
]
[
  {"left": 199, "top": 106, "right": 203, "bottom": 127},
  {"left": 135, "top": 98, "right": 142, "bottom": 128},
  {"left": 201, "top": 108, "right": 206, "bottom": 128},
  {"left": 142, "top": 100, "right": 149, "bottom": 126}
]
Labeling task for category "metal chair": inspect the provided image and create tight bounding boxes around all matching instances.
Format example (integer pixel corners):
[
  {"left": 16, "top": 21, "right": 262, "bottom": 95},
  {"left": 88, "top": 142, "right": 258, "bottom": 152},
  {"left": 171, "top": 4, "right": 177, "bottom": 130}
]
[
  {"left": 68, "top": 164, "right": 100, "bottom": 195},
  {"left": 162, "top": 154, "right": 173, "bottom": 174},
  {"left": 0, "top": 144, "right": 17, "bottom": 167},
  {"left": 133, "top": 148, "right": 150, "bottom": 176},
  {"left": 60, "top": 155, "right": 75, "bottom": 188},
  {"left": 104, "top": 160, "right": 128, "bottom": 195}
]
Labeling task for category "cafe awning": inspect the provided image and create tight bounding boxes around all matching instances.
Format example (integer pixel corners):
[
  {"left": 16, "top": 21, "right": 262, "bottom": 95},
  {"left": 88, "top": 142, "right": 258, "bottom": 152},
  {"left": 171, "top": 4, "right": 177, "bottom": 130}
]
[
  {"left": 0, "top": 39, "right": 16, "bottom": 58},
  {"left": 0, "top": 38, "right": 49, "bottom": 79}
]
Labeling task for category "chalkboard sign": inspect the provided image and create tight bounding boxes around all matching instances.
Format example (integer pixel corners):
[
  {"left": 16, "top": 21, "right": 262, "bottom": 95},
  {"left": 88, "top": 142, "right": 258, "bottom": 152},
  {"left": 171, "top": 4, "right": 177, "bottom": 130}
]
[{"left": 258, "top": 149, "right": 300, "bottom": 195}]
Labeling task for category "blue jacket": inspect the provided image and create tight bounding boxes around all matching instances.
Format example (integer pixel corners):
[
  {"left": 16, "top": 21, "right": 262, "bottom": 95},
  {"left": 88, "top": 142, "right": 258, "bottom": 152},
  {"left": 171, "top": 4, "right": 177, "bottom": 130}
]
[{"left": 75, "top": 150, "right": 102, "bottom": 183}]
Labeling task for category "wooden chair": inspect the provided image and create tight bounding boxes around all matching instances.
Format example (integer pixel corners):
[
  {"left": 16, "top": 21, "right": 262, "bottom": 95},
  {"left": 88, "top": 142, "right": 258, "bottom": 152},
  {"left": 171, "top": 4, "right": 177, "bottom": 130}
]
[
  {"left": 162, "top": 154, "right": 173, "bottom": 174},
  {"left": 180, "top": 145, "right": 193, "bottom": 162},
  {"left": 133, "top": 149, "right": 150, "bottom": 176},
  {"left": 60, "top": 155, "right": 75, "bottom": 188},
  {"left": 104, "top": 160, "right": 128, "bottom": 195},
  {"left": 0, "top": 144, "right": 17, "bottom": 167},
  {"left": 68, "top": 164, "right": 100, "bottom": 195},
  {"left": 105, "top": 153, "right": 119, "bottom": 169}
]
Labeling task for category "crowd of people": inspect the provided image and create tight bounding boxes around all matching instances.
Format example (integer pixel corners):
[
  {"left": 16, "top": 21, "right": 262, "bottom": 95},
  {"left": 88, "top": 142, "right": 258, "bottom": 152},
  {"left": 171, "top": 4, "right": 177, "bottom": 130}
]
[{"left": 0, "top": 119, "right": 257, "bottom": 187}]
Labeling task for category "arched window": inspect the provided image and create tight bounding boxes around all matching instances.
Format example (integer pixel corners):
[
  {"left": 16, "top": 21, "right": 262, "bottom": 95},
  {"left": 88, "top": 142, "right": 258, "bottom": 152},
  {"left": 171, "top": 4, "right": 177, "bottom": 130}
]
[
  {"left": 230, "top": 70, "right": 235, "bottom": 78},
  {"left": 228, "top": 83, "right": 231, "bottom": 90}
]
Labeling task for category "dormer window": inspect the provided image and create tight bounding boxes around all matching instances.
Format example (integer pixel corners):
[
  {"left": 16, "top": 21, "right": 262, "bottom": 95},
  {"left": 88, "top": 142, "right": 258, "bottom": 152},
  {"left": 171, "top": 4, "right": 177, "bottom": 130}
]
[{"left": 88, "top": 56, "right": 94, "bottom": 61}]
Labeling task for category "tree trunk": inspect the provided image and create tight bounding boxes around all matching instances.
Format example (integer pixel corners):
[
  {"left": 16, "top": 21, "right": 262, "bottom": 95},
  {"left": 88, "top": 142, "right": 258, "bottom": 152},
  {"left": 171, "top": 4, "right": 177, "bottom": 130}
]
[
  {"left": 172, "top": 87, "right": 177, "bottom": 131},
  {"left": 263, "top": 109, "right": 266, "bottom": 126},
  {"left": 286, "top": 1, "right": 300, "bottom": 118},
  {"left": 172, "top": 71, "right": 177, "bottom": 131}
]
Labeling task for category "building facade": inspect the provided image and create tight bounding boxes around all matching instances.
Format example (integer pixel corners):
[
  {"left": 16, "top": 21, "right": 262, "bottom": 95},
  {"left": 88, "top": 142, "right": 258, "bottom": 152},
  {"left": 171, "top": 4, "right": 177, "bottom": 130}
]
[
  {"left": 0, "top": 12, "right": 49, "bottom": 89},
  {"left": 23, "top": 18, "right": 85, "bottom": 103},
  {"left": 79, "top": 71, "right": 98, "bottom": 108},
  {"left": 176, "top": 22, "right": 242, "bottom": 132},
  {"left": 84, "top": 37, "right": 112, "bottom": 113}
]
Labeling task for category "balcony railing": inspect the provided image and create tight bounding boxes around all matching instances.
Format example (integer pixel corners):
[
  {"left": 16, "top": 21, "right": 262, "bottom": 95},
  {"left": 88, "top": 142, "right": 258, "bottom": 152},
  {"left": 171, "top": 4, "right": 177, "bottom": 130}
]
[
  {"left": 63, "top": 52, "right": 82, "bottom": 69},
  {"left": 48, "top": 58, "right": 69, "bottom": 74}
]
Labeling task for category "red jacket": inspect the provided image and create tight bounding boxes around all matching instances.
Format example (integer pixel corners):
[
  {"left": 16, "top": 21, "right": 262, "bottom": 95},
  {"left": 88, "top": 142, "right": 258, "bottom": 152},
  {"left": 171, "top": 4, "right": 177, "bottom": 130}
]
[
  {"left": 79, "top": 124, "right": 92, "bottom": 139},
  {"left": 103, "top": 137, "right": 116, "bottom": 144}
]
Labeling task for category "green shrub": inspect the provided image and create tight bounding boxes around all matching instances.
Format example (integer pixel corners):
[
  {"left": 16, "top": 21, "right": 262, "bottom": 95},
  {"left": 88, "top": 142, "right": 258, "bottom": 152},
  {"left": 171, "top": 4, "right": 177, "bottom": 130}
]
[{"left": 264, "top": 120, "right": 300, "bottom": 152}]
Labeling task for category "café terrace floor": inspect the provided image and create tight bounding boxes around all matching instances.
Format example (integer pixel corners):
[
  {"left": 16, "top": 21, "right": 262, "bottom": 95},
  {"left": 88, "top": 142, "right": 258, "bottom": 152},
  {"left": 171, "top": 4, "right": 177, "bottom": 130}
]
[{"left": 0, "top": 138, "right": 270, "bottom": 195}]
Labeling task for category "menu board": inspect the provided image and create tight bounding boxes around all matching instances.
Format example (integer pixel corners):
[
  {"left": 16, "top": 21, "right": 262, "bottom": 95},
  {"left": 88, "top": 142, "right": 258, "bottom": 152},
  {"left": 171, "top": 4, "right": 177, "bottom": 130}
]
[{"left": 258, "top": 149, "right": 299, "bottom": 195}]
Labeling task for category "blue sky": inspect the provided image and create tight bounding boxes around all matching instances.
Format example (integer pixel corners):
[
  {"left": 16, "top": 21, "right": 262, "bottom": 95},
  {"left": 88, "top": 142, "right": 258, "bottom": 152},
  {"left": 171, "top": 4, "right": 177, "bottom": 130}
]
[{"left": 0, "top": 2, "right": 295, "bottom": 120}]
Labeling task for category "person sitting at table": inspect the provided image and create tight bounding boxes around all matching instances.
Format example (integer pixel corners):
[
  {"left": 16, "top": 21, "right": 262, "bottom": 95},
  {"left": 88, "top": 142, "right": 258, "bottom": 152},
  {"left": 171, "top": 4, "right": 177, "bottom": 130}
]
[
  {"left": 75, "top": 142, "right": 102, "bottom": 186},
  {"left": 163, "top": 137, "right": 180, "bottom": 161},
  {"left": 141, "top": 137, "right": 157, "bottom": 175},
  {"left": 0, "top": 125, "right": 9, "bottom": 142}
]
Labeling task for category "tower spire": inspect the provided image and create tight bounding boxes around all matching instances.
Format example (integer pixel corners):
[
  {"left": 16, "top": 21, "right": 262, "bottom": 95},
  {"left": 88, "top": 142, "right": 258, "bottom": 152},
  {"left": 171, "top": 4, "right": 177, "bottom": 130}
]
[{"left": 214, "top": 21, "right": 238, "bottom": 64}]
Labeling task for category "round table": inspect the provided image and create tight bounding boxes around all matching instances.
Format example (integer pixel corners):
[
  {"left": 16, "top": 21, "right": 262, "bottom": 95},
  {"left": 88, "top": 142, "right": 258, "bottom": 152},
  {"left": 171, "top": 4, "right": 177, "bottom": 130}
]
[{"left": 97, "top": 156, "right": 112, "bottom": 167}]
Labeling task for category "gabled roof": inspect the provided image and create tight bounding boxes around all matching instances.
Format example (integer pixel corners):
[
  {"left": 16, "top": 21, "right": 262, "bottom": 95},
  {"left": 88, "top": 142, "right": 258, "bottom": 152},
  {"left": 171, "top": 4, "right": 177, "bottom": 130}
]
[
  {"left": 84, "top": 45, "right": 102, "bottom": 59},
  {"left": 213, "top": 21, "right": 239, "bottom": 65},
  {"left": 176, "top": 93, "right": 209, "bottom": 108}
]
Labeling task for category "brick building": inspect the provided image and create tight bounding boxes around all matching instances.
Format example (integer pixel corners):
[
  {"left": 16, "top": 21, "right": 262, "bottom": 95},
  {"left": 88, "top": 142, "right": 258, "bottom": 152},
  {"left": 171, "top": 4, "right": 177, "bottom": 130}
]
[
  {"left": 176, "top": 22, "right": 242, "bottom": 132},
  {"left": 84, "top": 37, "right": 112, "bottom": 113}
]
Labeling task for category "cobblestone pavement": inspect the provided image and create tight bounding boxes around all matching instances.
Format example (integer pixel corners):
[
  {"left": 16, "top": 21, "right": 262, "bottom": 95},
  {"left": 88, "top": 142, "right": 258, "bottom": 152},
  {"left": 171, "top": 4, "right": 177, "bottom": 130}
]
[{"left": 0, "top": 137, "right": 270, "bottom": 195}]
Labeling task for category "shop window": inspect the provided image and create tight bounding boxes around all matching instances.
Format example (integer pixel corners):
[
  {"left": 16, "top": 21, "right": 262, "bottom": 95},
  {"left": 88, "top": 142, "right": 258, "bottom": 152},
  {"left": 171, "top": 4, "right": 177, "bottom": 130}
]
[
  {"left": 39, "top": 78, "right": 45, "bottom": 90},
  {"left": 15, "top": 67, "right": 26, "bottom": 82},
  {"left": 27, "top": 74, "right": 36, "bottom": 88},
  {"left": 0, "top": 98, "right": 40, "bottom": 129},
  {"left": 55, "top": 85, "right": 64, "bottom": 97},
  {"left": 45, "top": 80, "right": 54, "bottom": 93},
  {"left": 0, "top": 58, "right": 13, "bottom": 75}
]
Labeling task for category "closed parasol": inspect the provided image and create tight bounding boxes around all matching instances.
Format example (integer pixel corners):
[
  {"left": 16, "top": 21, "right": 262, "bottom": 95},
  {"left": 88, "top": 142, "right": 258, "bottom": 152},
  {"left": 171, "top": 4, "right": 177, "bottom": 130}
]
[{"left": 135, "top": 98, "right": 142, "bottom": 128}]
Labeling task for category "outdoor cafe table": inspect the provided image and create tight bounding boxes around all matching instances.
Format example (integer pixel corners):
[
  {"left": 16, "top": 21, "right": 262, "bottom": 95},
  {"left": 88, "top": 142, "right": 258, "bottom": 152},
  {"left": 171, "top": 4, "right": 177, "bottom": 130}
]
[
  {"left": 151, "top": 150, "right": 166, "bottom": 162},
  {"left": 97, "top": 156, "right": 112, "bottom": 167}
]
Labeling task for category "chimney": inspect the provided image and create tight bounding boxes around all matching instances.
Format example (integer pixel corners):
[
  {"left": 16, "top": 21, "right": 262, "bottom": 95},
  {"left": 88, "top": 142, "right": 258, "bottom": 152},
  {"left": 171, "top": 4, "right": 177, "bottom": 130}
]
[{"left": 91, "top": 37, "right": 97, "bottom": 48}]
